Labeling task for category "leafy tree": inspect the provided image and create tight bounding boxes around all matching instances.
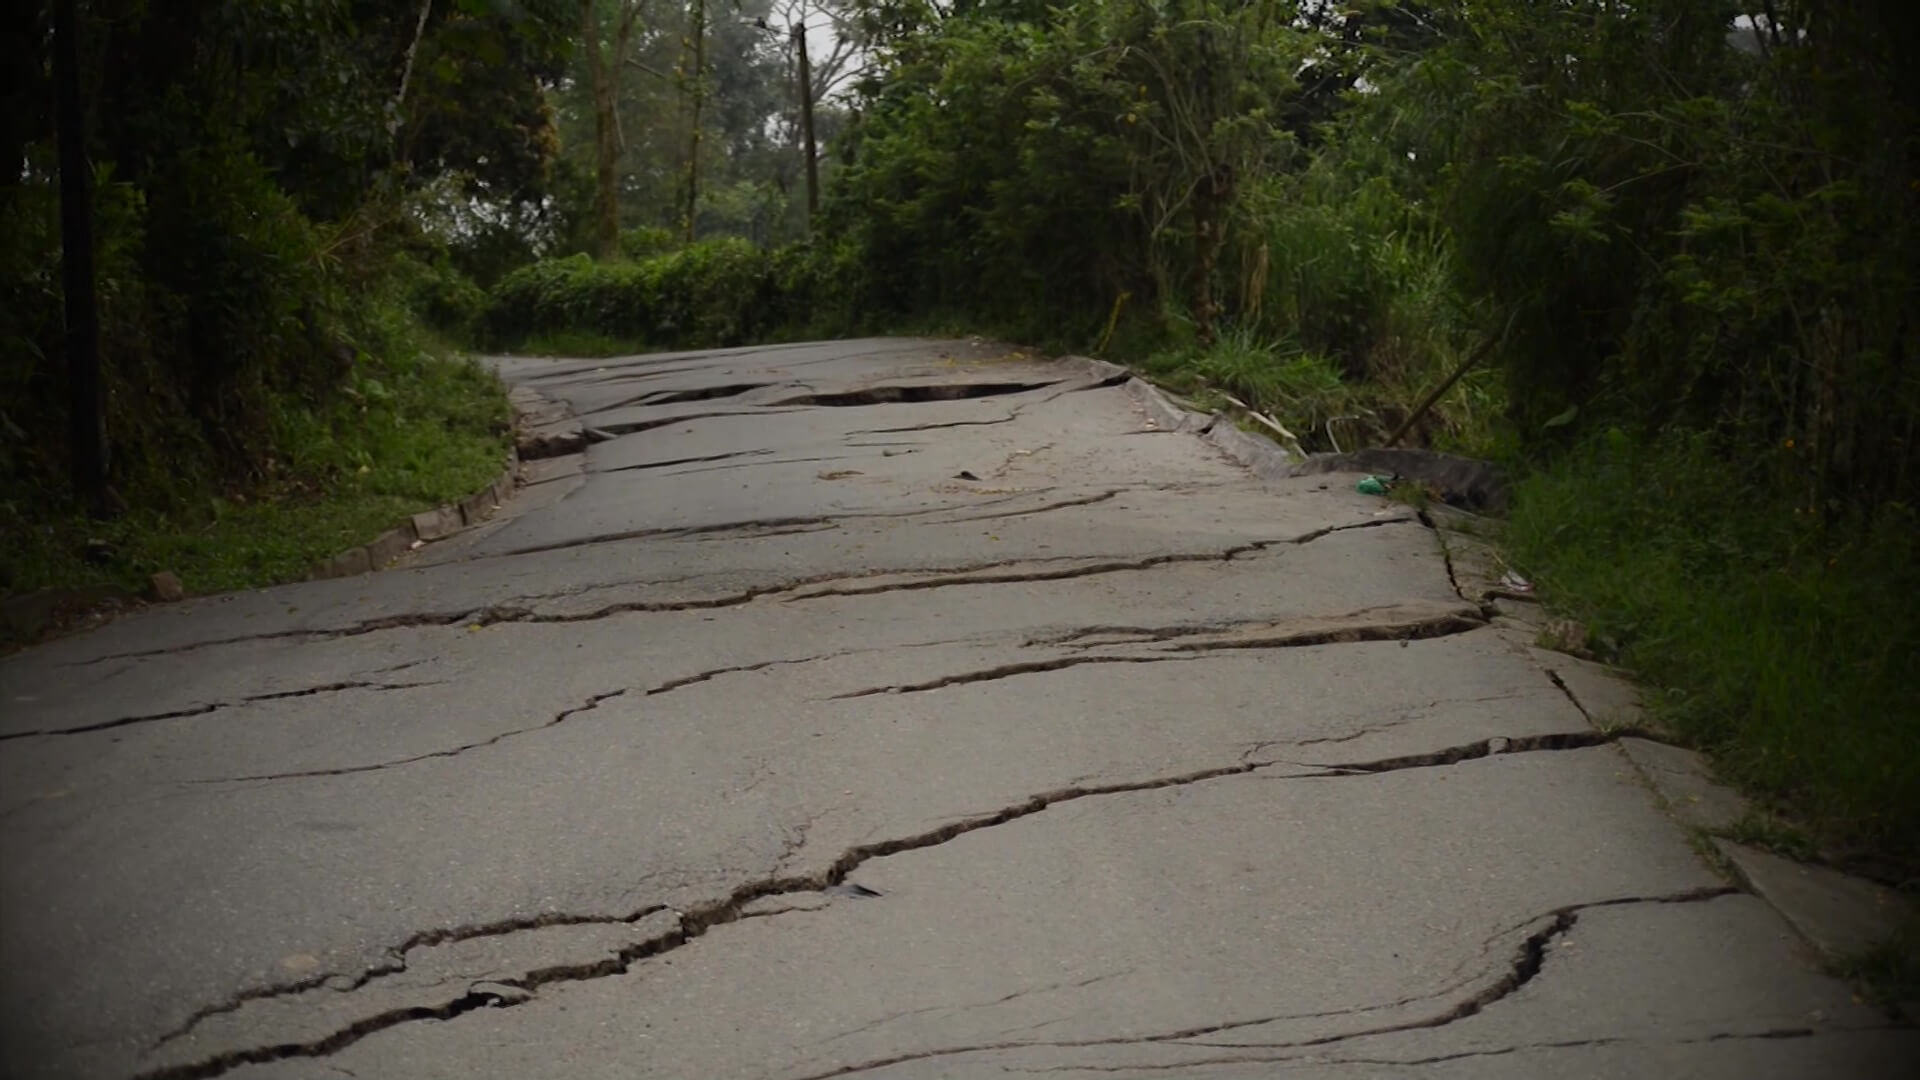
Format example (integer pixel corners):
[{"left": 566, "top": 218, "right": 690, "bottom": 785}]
[{"left": 2, "top": 0, "right": 571, "bottom": 500}]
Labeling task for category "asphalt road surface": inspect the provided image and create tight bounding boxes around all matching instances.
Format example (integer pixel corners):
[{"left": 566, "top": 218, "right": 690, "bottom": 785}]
[{"left": 4, "top": 339, "right": 1915, "bottom": 1080}]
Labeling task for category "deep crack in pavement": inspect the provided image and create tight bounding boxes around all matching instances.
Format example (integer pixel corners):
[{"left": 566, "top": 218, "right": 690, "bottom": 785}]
[
  {"left": 60, "top": 516, "right": 1420, "bottom": 667},
  {"left": 141, "top": 734, "right": 1687, "bottom": 1079},
  {"left": 8, "top": 341, "right": 1907, "bottom": 1080}
]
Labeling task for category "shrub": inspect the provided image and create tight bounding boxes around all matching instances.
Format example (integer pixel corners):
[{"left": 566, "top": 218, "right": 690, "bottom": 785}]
[
  {"left": 394, "top": 253, "right": 488, "bottom": 341},
  {"left": 620, "top": 226, "right": 679, "bottom": 260},
  {"left": 482, "top": 240, "right": 793, "bottom": 351}
]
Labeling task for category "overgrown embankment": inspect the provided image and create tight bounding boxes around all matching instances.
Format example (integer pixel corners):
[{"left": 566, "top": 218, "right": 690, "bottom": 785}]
[
  {"left": 0, "top": 171, "right": 513, "bottom": 609},
  {"left": 1, "top": 2, "right": 569, "bottom": 616}
]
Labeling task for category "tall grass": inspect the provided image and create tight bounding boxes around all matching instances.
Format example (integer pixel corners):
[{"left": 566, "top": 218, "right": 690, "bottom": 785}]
[
  {"left": 1506, "top": 432, "right": 1920, "bottom": 873},
  {"left": 1131, "top": 167, "right": 1504, "bottom": 454}
]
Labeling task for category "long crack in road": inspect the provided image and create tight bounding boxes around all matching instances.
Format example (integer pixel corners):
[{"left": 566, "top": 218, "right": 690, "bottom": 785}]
[{"left": 2, "top": 338, "right": 1914, "bottom": 1080}]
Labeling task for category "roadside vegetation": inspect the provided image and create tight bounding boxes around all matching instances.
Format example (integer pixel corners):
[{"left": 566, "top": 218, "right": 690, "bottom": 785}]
[
  {"left": 6, "top": 341, "right": 508, "bottom": 599},
  {"left": 8, "top": 2, "right": 1915, "bottom": 888},
  {"left": 1, "top": 2, "right": 555, "bottom": 619}
]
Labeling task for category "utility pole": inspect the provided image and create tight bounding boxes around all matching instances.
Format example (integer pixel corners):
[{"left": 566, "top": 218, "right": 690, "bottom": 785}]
[
  {"left": 791, "top": 20, "right": 819, "bottom": 225},
  {"left": 53, "top": 0, "right": 106, "bottom": 512}
]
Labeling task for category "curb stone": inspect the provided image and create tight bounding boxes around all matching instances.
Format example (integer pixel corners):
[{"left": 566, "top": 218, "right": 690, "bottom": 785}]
[
  {"left": 0, "top": 584, "right": 138, "bottom": 648},
  {"left": 1713, "top": 840, "right": 1916, "bottom": 965},
  {"left": 1054, "top": 354, "right": 1307, "bottom": 471},
  {"left": 1126, "top": 379, "right": 1205, "bottom": 432},
  {"left": 306, "top": 448, "right": 520, "bottom": 581},
  {"left": 1617, "top": 738, "right": 1751, "bottom": 832},
  {"left": 1058, "top": 363, "right": 1509, "bottom": 510},
  {"left": 1204, "top": 418, "right": 1301, "bottom": 478},
  {"left": 307, "top": 379, "right": 589, "bottom": 580},
  {"left": 1051, "top": 354, "right": 1231, "bottom": 438}
]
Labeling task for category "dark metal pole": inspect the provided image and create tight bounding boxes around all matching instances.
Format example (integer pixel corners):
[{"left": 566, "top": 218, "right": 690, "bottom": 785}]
[{"left": 53, "top": 0, "right": 107, "bottom": 510}]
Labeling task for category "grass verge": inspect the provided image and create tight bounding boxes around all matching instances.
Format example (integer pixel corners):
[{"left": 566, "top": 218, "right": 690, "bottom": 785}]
[
  {"left": 1132, "top": 327, "right": 1507, "bottom": 457},
  {"left": 1833, "top": 918, "right": 1920, "bottom": 1018},
  {"left": 3, "top": 348, "right": 509, "bottom": 614},
  {"left": 1503, "top": 430, "right": 1920, "bottom": 882}
]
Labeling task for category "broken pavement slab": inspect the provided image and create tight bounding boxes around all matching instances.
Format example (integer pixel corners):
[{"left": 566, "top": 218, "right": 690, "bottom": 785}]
[
  {"left": 508, "top": 384, "right": 589, "bottom": 460},
  {"left": 1715, "top": 840, "right": 1917, "bottom": 964},
  {"left": 1618, "top": 736, "right": 1752, "bottom": 832}
]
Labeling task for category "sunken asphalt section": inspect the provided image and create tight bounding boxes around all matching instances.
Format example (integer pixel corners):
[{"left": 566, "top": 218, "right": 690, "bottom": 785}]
[{"left": 2, "top": 338, "right": 1915, "bottom": 1080}]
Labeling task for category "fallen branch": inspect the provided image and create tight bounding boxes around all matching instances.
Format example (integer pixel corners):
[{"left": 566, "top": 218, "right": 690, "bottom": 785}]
[
  {"left": 1386, "top": 311, "right": 1518, "bottom": 448},
  {"left": 1219, "top": 392, "right": 1305, "bottom": 456}
]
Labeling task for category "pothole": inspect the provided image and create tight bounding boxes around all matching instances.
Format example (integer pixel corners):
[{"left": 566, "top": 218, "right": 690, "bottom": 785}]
[
  {"left": 771, "top": 381, "right": 1057, "bottom": 407},
  {"left": 633, "top": 383, "right": 770, "bottom": 406}
]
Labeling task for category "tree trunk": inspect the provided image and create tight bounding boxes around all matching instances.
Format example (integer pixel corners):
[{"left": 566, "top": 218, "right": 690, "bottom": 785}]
[
  {"left": 793, "top": 22, "right": 819, "bottom": 226},
  {"left": 592, "top": 68, "right": 621, "bottom": 259},
  {"left": 583, "top": 0, "right": 636, "bottom": 261},
  {"left": 1191, "top": 167, "right": 1232, "bottom": 347},
  {"left": 389, "top": 0, "right": 434, "bottom": 159},
  {"left": 53, "top": 0, "right": 107, "bottom": 512},
  {"left": 683, "top": 0, "right": 707, "bottom": 245}
]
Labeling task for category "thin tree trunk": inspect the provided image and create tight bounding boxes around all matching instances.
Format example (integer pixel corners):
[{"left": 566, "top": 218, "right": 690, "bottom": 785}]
[
  {"left": 793, "top": 21, "right": 819, "bottom": 225},
  {"left": 1191, "top": 167, "right": 1231, "bottom": 347},
  {"left": 683, "top": 0, "right": 707, "bottom": 245},
  {"left": 1386, "top": 312, "right": 1517, "bottom": 448},
  {"left": 584, "top": 0, "right": 637, "bottom": 260},
  {"left": 54, "top": 0, "right": 106, "bottom": 511},
  {"left": 592, "top": 69, "right": 621, "bottom": 258},
  {"left": 389, "top": 0, "right": 434, "bottom": 156}
]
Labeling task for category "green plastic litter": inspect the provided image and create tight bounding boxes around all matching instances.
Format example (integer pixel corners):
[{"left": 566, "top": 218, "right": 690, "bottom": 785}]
[{"left": 1356, "top": 475, "right": 1389, "bottom": 496}]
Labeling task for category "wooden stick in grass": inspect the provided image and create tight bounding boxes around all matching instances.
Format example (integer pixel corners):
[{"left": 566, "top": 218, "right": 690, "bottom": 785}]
[
  {"left": 1386, "top": 311, "right": 1517, "bottom": 448},
  {"left": 1219, "top": 392, "right": 1306, "bottom": 456}
]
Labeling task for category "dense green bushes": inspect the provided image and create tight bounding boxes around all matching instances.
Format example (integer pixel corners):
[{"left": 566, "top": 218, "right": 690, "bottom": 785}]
[
  {"left": 1394, "top": 1, "right": 1919, "bottom": 525},
  {"left": 1, "top": 1, "right": 572, "bottom": 600},
  {"left": 483, "top": 237, "right": 871, "bottom": 352}
]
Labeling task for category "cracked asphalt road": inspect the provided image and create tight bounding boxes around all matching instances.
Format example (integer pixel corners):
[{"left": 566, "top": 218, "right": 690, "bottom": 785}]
[{"left": 3, "top": 338, "right": 1915, "bottom": 1080}]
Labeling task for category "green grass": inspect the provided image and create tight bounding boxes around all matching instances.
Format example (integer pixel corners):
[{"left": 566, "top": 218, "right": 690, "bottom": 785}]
[
  {"left": 1832, "top": 918, "right": 1920, "bottom": 1018},
  {"left": 3, "top": 347, "right": 509, "bottom": 608},
  {"left": 1505, "top": 430, "right": 1920, "bottom": 876},
  {"left": 1715, "top": 810, "right": 1821, "bottom": 863},
  {"left": 1132, "top": 327, "right": 1505, "bottom": 455}
]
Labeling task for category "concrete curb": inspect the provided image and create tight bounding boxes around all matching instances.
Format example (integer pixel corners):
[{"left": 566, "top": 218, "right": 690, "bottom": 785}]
[
  {"left": 306, "top": 450, "right": 519, "bottom": 581},
  {"left": 1128, "top": 379, "right": 1211, "bottom": 433},
  {"left": 1054, "top": 355, "right": 1199, "bottom": 432},
  {"left": 1055, "top": 355, "right": 1521, "bottom": 510},
  {"left": 1203, "top": 419, "right": 1302, "bottom": 478},
  {"left": 306, "top": 379, "right": 596, "bottom": 580},
  {"left": 1053, "top": 354, "right": 1304, "bottom": 472}
]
